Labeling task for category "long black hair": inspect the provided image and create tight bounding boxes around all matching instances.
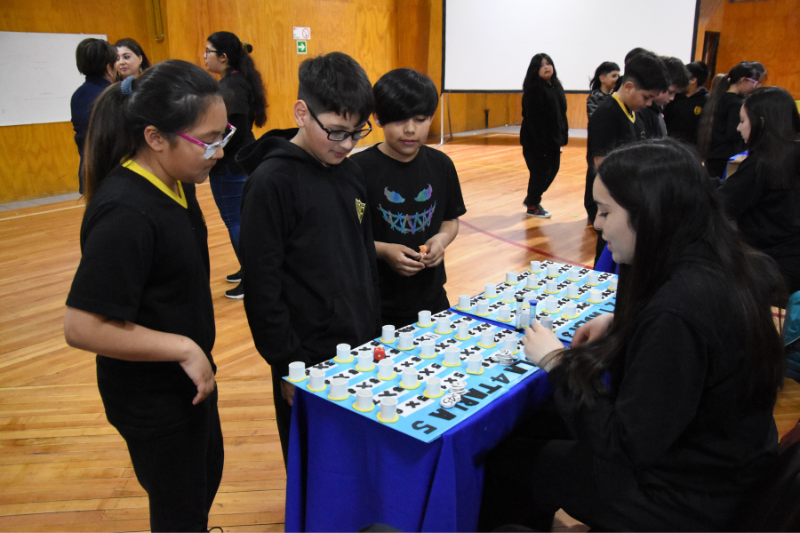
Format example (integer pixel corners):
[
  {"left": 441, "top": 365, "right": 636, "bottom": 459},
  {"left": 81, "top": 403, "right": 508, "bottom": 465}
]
[
  {"left": 742, "top": 86, "right": 800, "bottom": 189},
  {"left": 697, "top": 61, "right": 760, "bottom": 158},
  {"left": 113, "top": 38, "right": 152, "bottom": 71},
  {"left": 522, "top": 53, "right": 563, "bottom": 92},
  {"left": 556, "top": 139, "right": 784, "bottom": 409},
  {"left": 589, "top": 61, "right": 620, "bottom": 92},
  {"left": 207, "top": 31, "right": 267, "bottom": 128},
  {"left": 84, "top": 60, "right": 221, "bottom": 202}
]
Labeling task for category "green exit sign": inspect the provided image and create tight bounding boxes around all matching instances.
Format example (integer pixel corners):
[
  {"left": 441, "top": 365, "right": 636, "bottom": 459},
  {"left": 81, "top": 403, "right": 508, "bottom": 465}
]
[{"left": 297, "top": 40, "right": 307, "bottom": 54}]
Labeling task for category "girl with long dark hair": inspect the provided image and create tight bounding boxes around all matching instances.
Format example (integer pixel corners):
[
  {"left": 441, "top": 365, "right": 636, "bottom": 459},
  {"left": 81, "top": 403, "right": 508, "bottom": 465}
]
[
  {"left": 586, "top": 61, "right": 620, "bottom": 118},
  {"left": 64, "top": 60, "right": 227, "bottom": 532},
  {"left": 204, "top": 31, "right": 268, "bottom": 298},
  {"left": 480, "top": 138, "right": 784, "bottom": 531},
  {"left": 520, "top": 53, "right": 568, "bottom": 218},
  {"left": 721, "top": 86, "right": 800, "bottom": 295},
  {"left": 697, "top": 61, "right": 761, "bottom": 177},
  {"left": 114, "top": 38, "right": 151, "bottom": 79}
]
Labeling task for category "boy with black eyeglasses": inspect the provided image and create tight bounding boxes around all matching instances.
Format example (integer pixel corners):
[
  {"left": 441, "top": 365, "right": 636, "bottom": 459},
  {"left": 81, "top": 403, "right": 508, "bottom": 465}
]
[{"left": 237, "top": 52, "right": 381, "bottom": 465}]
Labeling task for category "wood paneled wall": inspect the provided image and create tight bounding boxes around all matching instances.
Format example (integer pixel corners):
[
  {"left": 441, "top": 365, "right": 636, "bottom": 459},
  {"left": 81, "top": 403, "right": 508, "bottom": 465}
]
[{"left": 716, "top": 0, "right": 800, "bottom": 98}]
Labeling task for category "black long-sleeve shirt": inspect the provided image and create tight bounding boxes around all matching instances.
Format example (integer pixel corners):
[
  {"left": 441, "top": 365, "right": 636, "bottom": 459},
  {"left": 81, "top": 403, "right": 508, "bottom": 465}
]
[{"left": 520, "top": 81, "right": 568, "bottom": 151}]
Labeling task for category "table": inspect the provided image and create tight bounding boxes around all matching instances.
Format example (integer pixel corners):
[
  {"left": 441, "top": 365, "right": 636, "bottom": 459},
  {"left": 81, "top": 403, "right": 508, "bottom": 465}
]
[{"left": 285, "top": 366, "right": 554, "bottom": 532}]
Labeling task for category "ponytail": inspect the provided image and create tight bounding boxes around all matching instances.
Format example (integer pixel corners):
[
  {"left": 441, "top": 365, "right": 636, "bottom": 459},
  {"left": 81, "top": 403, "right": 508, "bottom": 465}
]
[
  {"left": 83, "top": 60, "right": 221, "bottom": 203},
  {"left": 207, "top": 31, "right": 267, "bottom": 127}
]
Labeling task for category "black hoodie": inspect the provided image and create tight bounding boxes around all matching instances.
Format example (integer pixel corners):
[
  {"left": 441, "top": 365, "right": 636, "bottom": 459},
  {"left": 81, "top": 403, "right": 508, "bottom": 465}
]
[{"left": 237, "top": 129, "right": 381, "bottom": 374}]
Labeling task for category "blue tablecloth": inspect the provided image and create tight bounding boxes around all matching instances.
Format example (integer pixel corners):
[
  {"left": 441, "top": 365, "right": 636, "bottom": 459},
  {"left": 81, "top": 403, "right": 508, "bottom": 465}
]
[{"left": 285, "top": 368, "right": 554, "bottom": 532}]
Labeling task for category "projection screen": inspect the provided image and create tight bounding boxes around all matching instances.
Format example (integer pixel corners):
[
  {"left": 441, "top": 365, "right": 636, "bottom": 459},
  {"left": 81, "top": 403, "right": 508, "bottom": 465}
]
[{"left": 443, "top": 0, "right": 700, "bottom": 93}]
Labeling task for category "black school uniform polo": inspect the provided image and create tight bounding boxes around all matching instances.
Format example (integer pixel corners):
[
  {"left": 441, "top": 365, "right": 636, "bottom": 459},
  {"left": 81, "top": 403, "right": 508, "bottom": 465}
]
[
  {"left": 588, "top": 94, "right": 646, "bottom": 161},
  {"left": 66, "top": 162, "right": 216, "bottom": 436}
]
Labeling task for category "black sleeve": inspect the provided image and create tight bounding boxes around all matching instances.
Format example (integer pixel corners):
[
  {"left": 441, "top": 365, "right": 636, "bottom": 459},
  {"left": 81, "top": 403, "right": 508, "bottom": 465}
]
[
  {"left": 720, "top": 156, "right": 762, "bottom": 220},
  {"left": 220, "top": 75, "right": 250, "bottom": 117},
  {"left": 548, "top": 311, "right": 707, "bottom": 469},
  {"left": 224, "top": 113, "right": 251, "bottom": 160},
  {"left": 724, "top": 101, "right": 743, "bottom": 144},
  {"left": 586, "top": 92, "right": 602, "bottom": 119},
  {"left": 239, "top": 169, "right": 305, "bottom": 367},
  {"left": 522, "top": 86, "right": 547, "bottom": 147},
  {"left": 66, "top": 205, "right": 154, "bottom": 322},
  {"left": 442, "top": 155, "right": 467, "bottom": 220},
  {"left": 588, "top": 104, "right": 619, "bottom": 159}
]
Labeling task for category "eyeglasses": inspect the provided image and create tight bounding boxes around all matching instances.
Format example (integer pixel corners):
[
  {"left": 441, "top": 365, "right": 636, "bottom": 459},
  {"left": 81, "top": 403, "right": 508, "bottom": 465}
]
[
  {"left": 177, "top": 123, "right": 237, "bottom": 159},
  {"left": 205, "top": 48, "right": 218, "bottom": 56},
  {"left": 745, "top": 77, "right": 761, "bottom": 86},
  {"left": 306, "top": 105, "right": 372, "bottom": 141}
]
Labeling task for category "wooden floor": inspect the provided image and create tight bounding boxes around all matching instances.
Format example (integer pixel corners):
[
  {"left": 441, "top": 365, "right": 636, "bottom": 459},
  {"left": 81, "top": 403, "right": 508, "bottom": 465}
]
[{"left": 1, "top": 133, "right": 798, "bottom": 532}]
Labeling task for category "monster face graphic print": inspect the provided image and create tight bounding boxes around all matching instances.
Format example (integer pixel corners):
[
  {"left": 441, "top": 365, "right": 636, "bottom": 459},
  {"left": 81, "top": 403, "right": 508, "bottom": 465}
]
[{"left": 379, "top": 185, "right": 435, "bottom": 234}]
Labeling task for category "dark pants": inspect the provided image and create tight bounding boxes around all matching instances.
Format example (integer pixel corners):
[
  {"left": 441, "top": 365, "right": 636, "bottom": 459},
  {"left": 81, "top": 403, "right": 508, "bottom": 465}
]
[
  {"left": 210, "top": 167, "right": 247, "bottom": 264},
  {"left": 523, "top": 146, "right": 561, "bottom": 207},
  {"left": 380, "top": 290, "right": 452, "bottom": 329},
  {"left": 118, "top": 388, "right": 224, "bottom": 532},
  {"left": 584, "top": 163, "right": 597, "bottom": 224},
  {"left": 272, "top": 362, "right": 294, "bottom": 468}
]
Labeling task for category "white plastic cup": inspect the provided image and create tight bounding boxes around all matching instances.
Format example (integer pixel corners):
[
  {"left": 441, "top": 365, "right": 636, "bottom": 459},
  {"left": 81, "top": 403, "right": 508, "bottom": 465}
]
[
  {"left": 457, "top": 322, "right": 469, "bottom": 339},
  {"left": 381, "top": 325, "right": 396, "bottom": 343},
  {"left": 547, "top": 264, "right": 559, "bottom": 277},
  {"left": 526, "top": 275, "right": 539, "bottom": 289},
  {"left": 590, "top": 288, "right": 602, "bottom": 302},
  {"left": 520, "top": 309, "right": 531, "bottom": 328},
  {"left": 609, "top": 277, "right": 619, "bottom": 291},
  {"left": 505, "top": 271, "right": 518, "bottom": 284},
  {"left": 587, "top": 271, "right": 599, "bottom": 285},
  {"left": 420, "top": 339, "right": 436, "bottom": 358},
  {"left": 480, "top": 330, "right": 494, "bottom": 347},
  {"left": 357, "top": 353, "right": 373, "bottom": 371},
  {"left": 380, "top": 396, "right": 397, "bottom": 420},
  {"left": 336, "top": 343, "right": 351, "bottom": 360},
  {"left": 502, "top": 287, "right": 515, "bottom": 302},
  {"left": 567, "top": 284, "right": 579, "bottom": 298},
  {"left": 398, "top": 331, "right": 413, "bottom": 350},
  {"left": 402, "top": 367, "right": 419, "bottom": 388},
  {"left": 546, "top": 279, "right": 557, "bottom": 293},
  {"left": 530, "top": 260, "right": 542, "bottom": 272},
  {"left": 426, "top": 376, "right": 442, "bottom": 397},
  {"left": 418, "top": 310, "right": 432, "bottom": 326},
  {"left": 288, "top": 361, "right": 305, "bottom": 381},
  {"left": 503, "top": 337, "right": 517, "bottom": 353},
  {"left": 568, "top": 267, "right": 581, "bottom": 281},
  {"left": 356, "top": 389, "right": 373, "bottom": 410},
  {"left": 564, "top": 302, "right": 577, "bottom": 318},
  {"left": 378, "top": 358, "right": 394, "bottom": 379},
  {"left": 476, "top": 299, "right": 489, "bottom": 315},
  {"left": 467, "top": 353, "right": 483, "bottom": 373},
  {"left": 309, "top": 368, "right": 325, "bottom": 390},
  {"left": 435, "top": 316, "right": 451, "bottom": 333},
  {"left": 330, "top": 377, "right": 348, "bottom": 399},
  {"left": 444, "top": 345, "right": 461, "bottom": 366},
  {"left": 484, "top": 283, "right": 497, "bottom": 298},
  {"left": 540, "top": 316, "right": 554, "bottom": 330},
  {"left": 545, "top": 296, "right": 558, "bottom": 313},
  {"left": 498, "top": 305, "right": 512, "bottom": 322},
  {"left": 458, "top": 294, "right": 471, "bottom": 310}
]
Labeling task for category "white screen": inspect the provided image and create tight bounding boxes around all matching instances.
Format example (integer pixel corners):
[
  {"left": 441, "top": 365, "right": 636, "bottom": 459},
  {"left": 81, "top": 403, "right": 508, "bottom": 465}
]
[
  {"left": 443, "top": 0, "right": 698, "bottom": 92},
  {"left": 0, "top": 31, "right": 108, "bottom": 127}
]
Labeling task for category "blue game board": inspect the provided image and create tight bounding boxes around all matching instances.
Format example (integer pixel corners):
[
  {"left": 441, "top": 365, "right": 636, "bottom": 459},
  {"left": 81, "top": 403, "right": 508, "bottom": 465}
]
[
  {"left": 452, "top": 260, "right": 618, "bottom": 343},
  {"left": 289, "top": 310, "right": 539, "bottom": 443}
]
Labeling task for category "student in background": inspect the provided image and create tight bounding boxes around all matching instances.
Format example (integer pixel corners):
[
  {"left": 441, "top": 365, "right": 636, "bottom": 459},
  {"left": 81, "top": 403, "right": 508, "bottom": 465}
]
[
  {"left": 70, "top": 38, "right": 117, "bottom": 195},
  {"left": 697, "top": 61, "right": 761, "bottom": 178},
  {"left": 586, "top": 62, "right": 620, "bottom": 119},
  {"left": 114, "top": 38, "right": 151, "bottom": 80},
  {"left": 519, "top": 53, "right": 568, "bottom": 218},
  {"left": 351, "top": 68, "right": 466, "bottom": 328},
  {"left": 64, "top": 61, "right": 226, "bottom": 532},
  {"left": 479, "top": 139, "right": 784, "bottom": 532},
  {"left": 637, "top": 56, "right": 690, "bottom": 139},
  {"left": 720, "top": 86, "right": 800, "bottom": 297},
  {"left": 203, "top": 31, "right": 268, "bottom": 299},
  {"left": 237, "top": 52, "right": 381, "bottom": 465},
  {"left": 663, "top": 61, "right": 710, "bottom": 145},
  {"left": 584, "top": 52, "right": 669, "bottom": 261}
]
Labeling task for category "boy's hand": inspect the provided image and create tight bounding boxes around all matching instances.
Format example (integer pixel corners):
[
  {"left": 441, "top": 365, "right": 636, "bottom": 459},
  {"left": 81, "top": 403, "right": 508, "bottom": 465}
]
[
  {"left": 281, "top": 381, "right": 297, "bottom": 407},
  {"left": 380, "top": 243, "right": 425, "bottom": 277},
  {"left": 178, "top": 341, "right": 216, "bottom": 405},
  {"left": 421, "top": 237, "right": 445, "bottom": 268}
]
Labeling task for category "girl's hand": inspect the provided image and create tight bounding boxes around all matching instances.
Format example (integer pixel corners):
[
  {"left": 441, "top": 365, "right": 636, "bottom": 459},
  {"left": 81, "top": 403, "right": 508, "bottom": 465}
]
[
  {"left": 523, "top": 322, "right": 565, "bottom": 371},
  {"left": 571, "top": 313, "right": 614, "bottom": 346},
  {"left": 178, "top": 341, "right": 216, "bottom": 405}
]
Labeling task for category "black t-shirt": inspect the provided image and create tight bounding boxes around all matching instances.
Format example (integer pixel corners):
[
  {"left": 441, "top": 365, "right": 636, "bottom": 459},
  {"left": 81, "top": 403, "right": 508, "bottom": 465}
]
[
  {"left": 351, "top": 145, "right": 467, "bottom": 318},
  {"left": 708, "top": 91, "right": 745, "bottom": 161},
  {"left": 664, "top": 88, "right": 709, "bottom": 145},
  {"left": 66, "top": 164, "right": 216, "bottom": 435},
  {"left": 636, "top": 103, "right": 666, "bottom": 139},
  {"left": 213, "top": 72, "right": 257, "bottom": 176},
  {"left": 587, "top": 95, "right": 646, "bottom": 161}
]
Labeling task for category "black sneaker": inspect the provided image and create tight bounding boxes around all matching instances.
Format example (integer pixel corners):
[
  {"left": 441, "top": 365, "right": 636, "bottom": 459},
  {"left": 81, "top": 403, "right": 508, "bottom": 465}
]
[
  {"left": 226, "top": 270, "right": 241, "bottom": 283},
  {"left": 225, "top": 283, "right": 244, "bottom": 299},
  {"left": 526, "top": 204, "right": 552, "bottom": 218}
]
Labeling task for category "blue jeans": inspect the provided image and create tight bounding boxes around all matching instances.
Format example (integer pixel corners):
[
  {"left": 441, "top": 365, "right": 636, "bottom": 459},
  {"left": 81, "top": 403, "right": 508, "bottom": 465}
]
[{"left": 209, "top": 167, "right": 247, "bottom": 263}]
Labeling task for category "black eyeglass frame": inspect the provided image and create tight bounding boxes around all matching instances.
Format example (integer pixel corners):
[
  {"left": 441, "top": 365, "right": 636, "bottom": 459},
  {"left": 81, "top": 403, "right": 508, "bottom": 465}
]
[{"left": 306, "top": 105, "right": 372, "bottom": 141}]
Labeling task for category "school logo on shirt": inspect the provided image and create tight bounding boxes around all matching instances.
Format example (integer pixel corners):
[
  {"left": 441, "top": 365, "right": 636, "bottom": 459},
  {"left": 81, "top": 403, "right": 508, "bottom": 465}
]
[
  {"left": 355, "top": 198, "right": 366, "bottom": 223},
  {"left": 694, "top": 106, "right": 703, "bottom": 116}
]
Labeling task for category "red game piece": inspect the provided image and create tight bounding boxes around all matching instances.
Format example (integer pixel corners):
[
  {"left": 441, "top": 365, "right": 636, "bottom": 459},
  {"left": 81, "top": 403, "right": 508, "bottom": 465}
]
[{"left": 373, "top": 346, "right": 386, "bottom": 363}]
